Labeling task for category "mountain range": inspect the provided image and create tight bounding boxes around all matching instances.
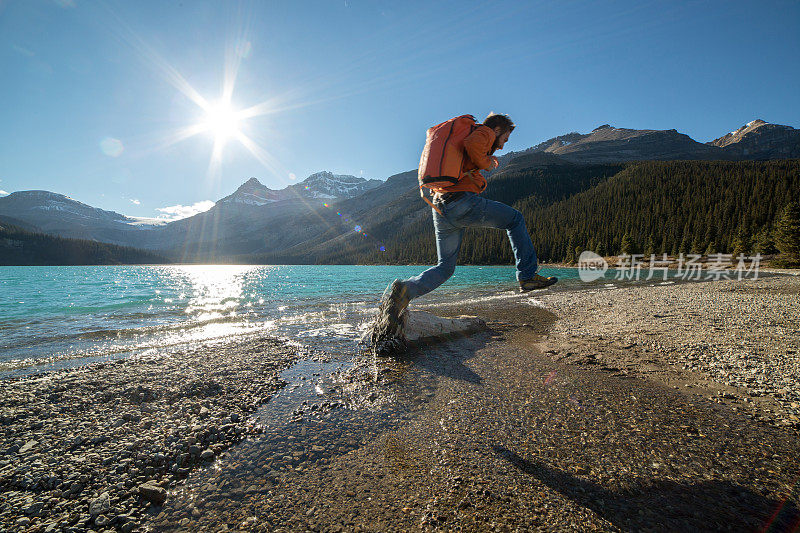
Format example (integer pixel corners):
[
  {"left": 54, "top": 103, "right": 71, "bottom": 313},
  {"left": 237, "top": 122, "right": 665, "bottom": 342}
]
[
  {"left": 497, "top": 118, "right": 800, "bottom": 165},
  {"left": 1, "top": 119, "right": 798, "bottom": 264}
]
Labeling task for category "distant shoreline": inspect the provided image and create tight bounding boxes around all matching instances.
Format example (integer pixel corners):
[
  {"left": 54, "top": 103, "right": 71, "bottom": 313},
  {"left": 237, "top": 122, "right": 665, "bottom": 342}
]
[{"left": 1, "top": 260, "right": 796, "bottom": 270}]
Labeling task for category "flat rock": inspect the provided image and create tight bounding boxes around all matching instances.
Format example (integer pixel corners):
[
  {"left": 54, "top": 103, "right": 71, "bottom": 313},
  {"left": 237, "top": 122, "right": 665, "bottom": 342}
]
[
  {"left": 18, "top": 440, "right": 38, "bottom": 454},
  {"left": 403, "top": 310, "right": 486, "bottom": 343},
  {"left": 89, "top": 492, "right": 110, "bottom": 515},
  {"left": 139, "top": 483, "right": 167, "bottom": 505},
  {"left": 24, "top": 502, "right": 43, "bottom": 516},
  {"left": 370, "top": 309, "right": 487, "bottom": 356}
]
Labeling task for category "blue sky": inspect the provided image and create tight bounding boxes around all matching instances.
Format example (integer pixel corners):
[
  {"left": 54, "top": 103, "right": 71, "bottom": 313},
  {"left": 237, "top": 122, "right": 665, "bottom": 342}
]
[{"left": 1, "top": 0, "right": 798, "bottom": 220}]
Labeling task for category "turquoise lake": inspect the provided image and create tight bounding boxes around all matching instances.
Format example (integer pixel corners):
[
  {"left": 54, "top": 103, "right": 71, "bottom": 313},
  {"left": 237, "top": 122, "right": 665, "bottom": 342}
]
[{"left": 0, "top": 264, "right": 623, "bottom": 377}]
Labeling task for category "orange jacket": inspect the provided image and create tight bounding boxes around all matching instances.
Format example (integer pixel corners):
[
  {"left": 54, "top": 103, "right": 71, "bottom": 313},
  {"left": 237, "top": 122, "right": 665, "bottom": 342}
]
[{"left": 440, "top": 125, "right": 498, "bottom": 194}]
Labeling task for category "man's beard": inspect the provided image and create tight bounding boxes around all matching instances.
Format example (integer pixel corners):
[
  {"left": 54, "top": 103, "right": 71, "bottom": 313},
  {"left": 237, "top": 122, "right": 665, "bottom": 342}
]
[{"left": 490, "top": 134, "right": 505, "bottom": 154}]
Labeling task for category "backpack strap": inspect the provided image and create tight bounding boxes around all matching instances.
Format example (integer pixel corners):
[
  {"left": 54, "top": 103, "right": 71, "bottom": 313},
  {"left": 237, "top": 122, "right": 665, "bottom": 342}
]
[{"left": 419, "top": 187, "right": 444, "bottom": 216}]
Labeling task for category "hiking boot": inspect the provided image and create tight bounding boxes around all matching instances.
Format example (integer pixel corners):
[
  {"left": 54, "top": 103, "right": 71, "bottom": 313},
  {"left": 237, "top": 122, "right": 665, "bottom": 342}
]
[
  {"left": 519, "top": 274, "right": 558, "bottom": 292},
  {"left": 371, "top": 279, "right": 411, "bottom": 356}
]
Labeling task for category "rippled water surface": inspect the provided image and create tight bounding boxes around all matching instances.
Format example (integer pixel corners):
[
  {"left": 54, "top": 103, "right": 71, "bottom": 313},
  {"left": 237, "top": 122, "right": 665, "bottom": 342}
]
[{"left": 0, "top": 264, "right": 602, "bottom": 375}]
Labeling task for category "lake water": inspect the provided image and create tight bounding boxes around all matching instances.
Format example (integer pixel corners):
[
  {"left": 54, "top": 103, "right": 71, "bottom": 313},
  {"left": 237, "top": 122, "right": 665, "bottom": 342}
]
[{"left": 0, "top": 264, "right": 617, "bottom": 377}]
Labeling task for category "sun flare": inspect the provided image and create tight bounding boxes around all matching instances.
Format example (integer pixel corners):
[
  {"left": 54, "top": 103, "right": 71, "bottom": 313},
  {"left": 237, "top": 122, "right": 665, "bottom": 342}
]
[
  {"left": 149, "top": 38, "right": 287, "bottom": 179},
  {"left": 200, "top": 101, "right": 242, "bottom": 143}
]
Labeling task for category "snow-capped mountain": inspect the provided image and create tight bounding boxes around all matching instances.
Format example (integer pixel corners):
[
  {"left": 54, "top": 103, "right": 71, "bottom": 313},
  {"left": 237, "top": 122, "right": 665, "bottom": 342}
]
[
  {"left": 0, "top": 191, "right": 154, "bottom": 245},
  {"left": 502, "top": 124, "right": 722, "bottom": 164},
  {"left": 148, "top": 172, "right": 385, "bottom": 255},
  {"left": 495, "top": 120, "right": 799, "bottom": 167},
  {"left": 218, "top": 172, "right": 382, "bottom": 206},
  {"left": 288, "top": 171, "right": 383, "bottom": 199},
  {"left": 0, "top": 191, "right": 130, "bottom": 223},
  {"left": 217, "top": 177, "right": 282, "bottom": 206},
  {"left": 711, "top": 119, "right": 771, "bottom": 148},
  {"left": 707, "top": 119, "right": 800, "bottom": 159}
]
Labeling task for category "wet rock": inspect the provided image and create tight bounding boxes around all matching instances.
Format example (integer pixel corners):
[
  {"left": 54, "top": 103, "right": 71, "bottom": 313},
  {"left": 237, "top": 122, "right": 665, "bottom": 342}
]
[
  {"left": 370, "top": 309, "right": 487, "bottom": 356},
  {"left": 139, "top": 483, "right": 167, "bottom": 505}
]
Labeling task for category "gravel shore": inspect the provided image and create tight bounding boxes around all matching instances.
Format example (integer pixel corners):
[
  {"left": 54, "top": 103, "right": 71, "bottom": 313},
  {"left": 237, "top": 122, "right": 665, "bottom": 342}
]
[
  {"left": 525, "top": 273, "right": 800, "bottom": 429},
  {"left": 151, "top": 274, "right": 799, "bottom": 532},
  {"left": 3, "top": 274, "right": 799, "bottom": 532},
  {"left": 0, "top": 336, "right": 301, "bottom": 532}
]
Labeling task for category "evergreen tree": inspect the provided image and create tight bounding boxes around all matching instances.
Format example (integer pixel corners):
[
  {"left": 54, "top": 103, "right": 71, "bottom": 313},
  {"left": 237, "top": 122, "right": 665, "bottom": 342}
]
[
  {"left": 732, "top": 228, "right": 752, "bottom": 257},
  {"left": 775, "top": 202, "right": 800, "bottom": 264},
  {"left": 620, "top": 233, "right": 635, "bottom": 255},
  {"left": 644, "top": 235, "right": 656, "bottom": 256},
  {"left": 753, "top": 227, "right": 777, "bottom": 255},
  {"left": 596, "top": 241, "right": 606, "bottom": 257},
  {"left": 0, "top": 224, "right": 169, "bottom": 265},
  {"left": 565, "top": 235, "right": 576, "bottom": 263},
  {"left": 679, "top": 233, "right": 690, "bottom": 254}
]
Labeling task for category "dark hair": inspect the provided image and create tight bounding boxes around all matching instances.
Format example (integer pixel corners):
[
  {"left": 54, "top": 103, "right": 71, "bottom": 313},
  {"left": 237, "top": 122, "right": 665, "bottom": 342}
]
[{"left": 483, "top": 112, "right": 515, "bottom": 133}]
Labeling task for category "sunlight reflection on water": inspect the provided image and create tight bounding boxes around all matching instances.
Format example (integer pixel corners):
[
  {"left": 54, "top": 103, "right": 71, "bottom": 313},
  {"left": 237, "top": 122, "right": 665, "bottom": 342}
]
[{"left": 0, "top": 264, "right": 589, "bottom": 375}]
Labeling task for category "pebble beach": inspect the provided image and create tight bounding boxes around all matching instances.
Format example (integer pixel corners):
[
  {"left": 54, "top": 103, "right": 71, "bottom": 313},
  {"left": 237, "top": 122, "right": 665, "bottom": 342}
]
[
  {"left": 2, "top": 273, "right": 799, "bottom": 531},
  {"left": 0, "top": 337, "right": 303, "bottom": 532}
]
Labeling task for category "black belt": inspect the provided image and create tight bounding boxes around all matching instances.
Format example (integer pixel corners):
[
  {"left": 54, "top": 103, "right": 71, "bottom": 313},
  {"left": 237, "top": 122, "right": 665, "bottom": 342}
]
[{"left": 435, "top": 191, "right": 466, "bottom": 204}]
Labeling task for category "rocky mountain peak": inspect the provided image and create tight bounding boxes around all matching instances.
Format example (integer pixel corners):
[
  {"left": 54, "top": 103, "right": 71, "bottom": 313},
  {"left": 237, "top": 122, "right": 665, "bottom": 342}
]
[
  {"left": 0, "top": 189, "right": 132, "bottom": 230},
  {"left": 241, "top": 177, "right": 263, "bottom": 187},
  {"left": 232, "top": 177, "right": 269, "bottom": 195},
  {"left": 707, "top": 120, "right": 799, "bottom": 158},
  {"left": 219, "top": 172, "right": 384, "bottom": 206},
  {"left": 709, "top": 119, "right": 773, "bottom": 148},
  {"left": 5, "top": 190, "right": 73, "bottom": 201},
  {"left": 291, "top": 171, "right": 382, "bottom": 200},
  {"left": 221, "top": 177, "right": 277, "bottom": 206}
]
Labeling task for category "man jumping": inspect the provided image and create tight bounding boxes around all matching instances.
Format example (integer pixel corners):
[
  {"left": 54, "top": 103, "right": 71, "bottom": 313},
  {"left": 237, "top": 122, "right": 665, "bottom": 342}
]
[{"left": 372, "top": 113, "right": 557, "bottom": 353}]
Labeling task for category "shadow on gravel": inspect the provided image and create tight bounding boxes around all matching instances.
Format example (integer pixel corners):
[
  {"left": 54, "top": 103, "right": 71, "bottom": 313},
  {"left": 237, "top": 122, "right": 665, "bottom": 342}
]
[
  {"left": 149, "top": 332, "right": 503, "bottom": 530},
  {"left": 405, "top": 329, "right": 503, "bottom": 385},
  {"left": 492, "top": 445, "right": 800, "bottom": 532},
  {"left": 406, "top": 304, "right": 560, "bottom": 386}
]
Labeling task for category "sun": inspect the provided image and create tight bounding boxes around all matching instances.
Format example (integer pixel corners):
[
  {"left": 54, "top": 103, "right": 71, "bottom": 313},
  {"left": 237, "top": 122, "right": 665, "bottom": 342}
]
[
  {"left": 156, "top": 50, "right": 284, "bottom": 178},
  {"left": 200, "top": 101, "right": 242, "bottom": 144}
]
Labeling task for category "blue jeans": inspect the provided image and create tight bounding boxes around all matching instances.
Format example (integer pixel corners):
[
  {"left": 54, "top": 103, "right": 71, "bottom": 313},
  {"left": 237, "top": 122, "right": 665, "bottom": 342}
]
[{"left": 402, "top": 192, "right": 538, "bottom": 300}]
